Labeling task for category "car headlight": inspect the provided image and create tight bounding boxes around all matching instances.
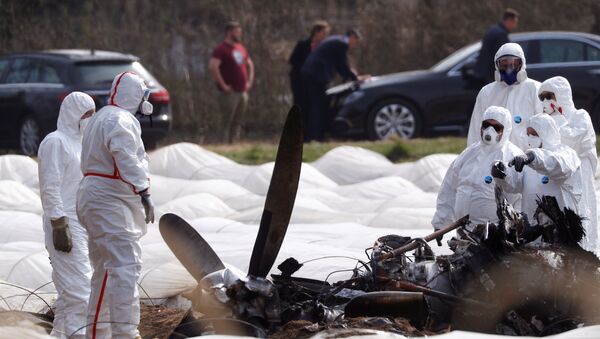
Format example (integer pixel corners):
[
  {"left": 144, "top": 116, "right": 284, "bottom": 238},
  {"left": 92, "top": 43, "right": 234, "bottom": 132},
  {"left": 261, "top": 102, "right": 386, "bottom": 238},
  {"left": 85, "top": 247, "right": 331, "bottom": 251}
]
[{"left": 343, "top": 90, "right": 365, "bottom": 105}]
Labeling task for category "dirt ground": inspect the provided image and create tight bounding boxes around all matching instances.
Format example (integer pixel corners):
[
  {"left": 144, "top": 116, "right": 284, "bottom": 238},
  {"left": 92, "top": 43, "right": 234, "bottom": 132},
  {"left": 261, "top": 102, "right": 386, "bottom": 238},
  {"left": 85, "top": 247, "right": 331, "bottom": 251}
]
[
  {"left": 269, "top": 317, "right": 445, "bottom": 339},
  {"left": 139, "top": 304, "right": 188, "bottom": 339}
]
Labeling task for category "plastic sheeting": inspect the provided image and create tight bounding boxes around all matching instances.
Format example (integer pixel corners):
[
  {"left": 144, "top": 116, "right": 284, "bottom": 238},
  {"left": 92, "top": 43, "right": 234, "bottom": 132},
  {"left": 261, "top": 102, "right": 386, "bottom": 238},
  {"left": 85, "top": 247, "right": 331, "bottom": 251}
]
[{"left": 0, "top": 142, "right": 598, "bottom": 338}]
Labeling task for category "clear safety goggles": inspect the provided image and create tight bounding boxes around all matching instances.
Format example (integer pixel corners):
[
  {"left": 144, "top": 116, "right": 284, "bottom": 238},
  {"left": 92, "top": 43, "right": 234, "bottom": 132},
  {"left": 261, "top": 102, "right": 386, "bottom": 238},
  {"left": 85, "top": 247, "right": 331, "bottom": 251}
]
[
  {"left": 481, "top": 120, "right": 504, "bottom": 133},
  {"left": 538, "top": 92, "right": 555, "bottom": 101},
  {"left": 495, "top": 55, "right": 523, "bottom": 72},
  {"left": 142, "top": 88, "right": 151, "bottom": 102}
]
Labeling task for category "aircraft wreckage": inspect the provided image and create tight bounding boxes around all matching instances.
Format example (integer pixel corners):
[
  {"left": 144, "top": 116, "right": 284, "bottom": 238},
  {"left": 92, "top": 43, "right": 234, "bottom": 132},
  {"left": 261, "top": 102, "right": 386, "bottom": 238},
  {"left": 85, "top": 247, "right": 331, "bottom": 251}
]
[{"left": 159, "top": 106, "right": 600, "bottom": 338}]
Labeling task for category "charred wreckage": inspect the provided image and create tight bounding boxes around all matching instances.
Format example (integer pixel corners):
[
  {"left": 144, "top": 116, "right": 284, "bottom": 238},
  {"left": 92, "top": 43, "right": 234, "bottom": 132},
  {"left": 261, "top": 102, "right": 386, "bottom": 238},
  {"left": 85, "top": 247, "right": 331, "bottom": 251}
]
[{"left": 159, "top": 107, "right": 600, "bottom": 338}]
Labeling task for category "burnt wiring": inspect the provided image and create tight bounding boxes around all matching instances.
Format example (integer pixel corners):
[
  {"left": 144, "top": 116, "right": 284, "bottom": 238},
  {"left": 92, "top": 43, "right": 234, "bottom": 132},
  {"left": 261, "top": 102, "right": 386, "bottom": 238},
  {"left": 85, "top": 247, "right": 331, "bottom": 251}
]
[
  {"left": 165, "top": 317, "right": 267, "bottom": 338},
  {"left": 137, "top": 282, "right": 156, "bottom": 306},
  {"left": 301, "top": 255, "right": 371, "bottom": 272},
  {"left": 68, "top": 321, "right": 140, "bottom": 339},
  {"left": 20, "top": 280, "right": 54, "bottom": 311},
  {"left": 0, "top": 281, "right": 54, "bottom": 316}
]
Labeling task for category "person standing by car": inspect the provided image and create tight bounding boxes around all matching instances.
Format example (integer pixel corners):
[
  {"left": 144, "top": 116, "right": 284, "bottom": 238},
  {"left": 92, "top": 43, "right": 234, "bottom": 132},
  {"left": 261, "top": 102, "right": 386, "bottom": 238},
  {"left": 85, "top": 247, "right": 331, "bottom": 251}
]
[
  {"left": 467, "top": 42, "right": 541, "bottom": 150},
  {"left": 209, "top": 21, "right": 255, "bottom": 144},
  {"left": 301, "top": 28, "right": 369, "bottom": 142},
  {"left": 288, "top": 20, "right": 330, "bottom": 113},
  {"left": 472, "top": 8, "right": 519, "bottom": 86},
  {"left": 38, "top": 92, "right": 96, "bottom": 339}
]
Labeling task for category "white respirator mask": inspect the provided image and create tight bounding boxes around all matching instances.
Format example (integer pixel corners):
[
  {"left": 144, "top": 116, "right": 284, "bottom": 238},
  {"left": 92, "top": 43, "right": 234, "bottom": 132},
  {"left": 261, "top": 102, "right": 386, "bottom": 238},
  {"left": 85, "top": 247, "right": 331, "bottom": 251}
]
[
  {"left": 482, "top": 126, "right": 501, "bottom": 145},
  {"left": 79, "top": 118, "right": 90, "bottom": 134},
  {"left": 541, "top": 99, "right": 559, "bottom": 114},
  {"left": 527, "top": 135, "right": 542, "bottom": 149},
  {"left": 139, "top": 88, "right": 154, "bottom": 116}
]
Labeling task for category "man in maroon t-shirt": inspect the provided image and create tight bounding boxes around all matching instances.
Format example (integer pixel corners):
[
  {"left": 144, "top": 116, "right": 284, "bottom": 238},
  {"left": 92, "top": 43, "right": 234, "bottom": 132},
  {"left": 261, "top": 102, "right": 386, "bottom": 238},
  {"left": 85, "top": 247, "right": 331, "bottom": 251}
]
[{"left": 209, "top": 21, "right": 255, "bottom": 143}]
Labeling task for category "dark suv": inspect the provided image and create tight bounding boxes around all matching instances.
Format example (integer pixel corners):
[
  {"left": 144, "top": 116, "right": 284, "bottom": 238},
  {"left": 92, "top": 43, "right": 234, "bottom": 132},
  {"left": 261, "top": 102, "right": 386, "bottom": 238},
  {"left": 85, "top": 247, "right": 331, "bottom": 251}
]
[{"left": 0, "top": 49, "right": 171, "bottom": 155}]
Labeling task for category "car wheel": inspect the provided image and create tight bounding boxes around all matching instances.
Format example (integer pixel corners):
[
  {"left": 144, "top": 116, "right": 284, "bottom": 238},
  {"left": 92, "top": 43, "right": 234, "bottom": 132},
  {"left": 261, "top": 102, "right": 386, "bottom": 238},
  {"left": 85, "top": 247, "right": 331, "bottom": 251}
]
[
  {"left": 19, "top": 115, "right": 41, "bottom": 156},
  {"left": 366, "top": 99, "right": 421, "bottom": 140}
]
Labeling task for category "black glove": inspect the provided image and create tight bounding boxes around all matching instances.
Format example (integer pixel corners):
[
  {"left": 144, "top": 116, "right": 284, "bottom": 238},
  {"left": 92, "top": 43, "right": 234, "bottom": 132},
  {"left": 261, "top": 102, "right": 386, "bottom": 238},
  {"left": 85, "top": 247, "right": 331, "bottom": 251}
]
[
  {"left": 140, "top": 189, "right": 155, "bottom": 224},
  {"left": 434, "top": 230, "right": 443, "bottom": 246},
  {"left": 51, "top": 216, "right": 72, "bottom": 253},
  {"left": 491, "top": 161, "right": 507, "bottom": 179},
  {"left": 508, "top": 151, "right": 535, "bottom": 172}
]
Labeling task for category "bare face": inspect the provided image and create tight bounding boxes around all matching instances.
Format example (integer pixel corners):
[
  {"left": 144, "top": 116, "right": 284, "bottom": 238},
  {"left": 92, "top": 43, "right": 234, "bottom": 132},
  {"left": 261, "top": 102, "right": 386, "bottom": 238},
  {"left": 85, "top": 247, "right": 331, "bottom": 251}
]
[
  {"left": 504, "top": 17, "right": 518, "bottom": 32},
  {"left": 348, "top": 35, "right": 360, "bottom": 49},
  {"left": 313, "top": 26, "right": 330, "bottom": 43},
  {"left": 228, "top": 27, "right": 242, "bottom": 42}
]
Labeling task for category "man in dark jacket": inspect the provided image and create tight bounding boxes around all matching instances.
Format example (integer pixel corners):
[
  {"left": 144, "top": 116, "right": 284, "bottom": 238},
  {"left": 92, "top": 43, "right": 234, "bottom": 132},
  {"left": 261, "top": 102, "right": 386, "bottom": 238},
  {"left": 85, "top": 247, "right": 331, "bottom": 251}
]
[
  {"left": 473, "top": 8, "right": 519, "bottom": 85},
  {"left": 301, "top": 29, "right": 368, "bottom": 142},
  {"left": 289, "top": 21, "right": 330, "bottom": 113}
]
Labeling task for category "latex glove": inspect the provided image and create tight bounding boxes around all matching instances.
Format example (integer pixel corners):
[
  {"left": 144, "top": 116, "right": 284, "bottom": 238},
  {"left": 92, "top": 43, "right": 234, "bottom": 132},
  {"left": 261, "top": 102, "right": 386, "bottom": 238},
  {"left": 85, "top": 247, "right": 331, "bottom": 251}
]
[
  {"left": 508, "top": 151, "right": 535, "bottom": 172},
  {"left": 140, "top": 189, "right": 155, "bottom": 224},
  {"left": 51, "top": 216, "right": 72, "bottom": 253},
  {"left": 491, "top": 160, "right": 507, "bottom": 179}
]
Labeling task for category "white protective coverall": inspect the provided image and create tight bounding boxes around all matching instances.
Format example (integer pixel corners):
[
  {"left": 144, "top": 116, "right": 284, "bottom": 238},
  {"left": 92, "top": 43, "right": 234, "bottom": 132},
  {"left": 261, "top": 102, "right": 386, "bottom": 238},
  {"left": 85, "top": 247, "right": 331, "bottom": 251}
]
[
  {"left": 538, "top": 76, "right": 598, "bottom": 252},
  {"left": 467, "top": 43, "right": 542, "bottom": 150},
  {"left": 77, "top": 72, "right": 150, "bottom": 339},
  {"left": 38, "top": 92, "right": 95, "bottom": 339},
  {"left": 432, "top": 106, "right": 524, "bottom": 231},
  {"left": 500, "top": 114, "right": 582, "bottom": 227}
]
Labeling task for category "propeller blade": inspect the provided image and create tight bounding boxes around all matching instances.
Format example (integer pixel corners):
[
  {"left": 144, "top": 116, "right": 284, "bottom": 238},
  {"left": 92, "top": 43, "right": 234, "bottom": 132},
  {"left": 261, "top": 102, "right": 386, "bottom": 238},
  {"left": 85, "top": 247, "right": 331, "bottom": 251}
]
[
  {"left": 248, "top": 106, "right": 303, "bottom": 277},
  {"left": 159, "top": 213, "right": 225, "bottom": 282}
]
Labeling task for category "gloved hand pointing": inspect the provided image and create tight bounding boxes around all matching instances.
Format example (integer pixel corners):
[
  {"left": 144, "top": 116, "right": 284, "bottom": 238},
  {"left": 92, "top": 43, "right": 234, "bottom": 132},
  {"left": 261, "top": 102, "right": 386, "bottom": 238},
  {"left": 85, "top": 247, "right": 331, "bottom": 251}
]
[
  {"left": 491, "top": 160, "right": 507, "bottom": 179},
  {"left": 51, "top": 216, "right": 72, "bottom": 253},
  {"left": 508, "top": 151, "right": 535, "bottom": 172},
  {"left": 140, "top": 189, "right": 155, "bottom": 224}
]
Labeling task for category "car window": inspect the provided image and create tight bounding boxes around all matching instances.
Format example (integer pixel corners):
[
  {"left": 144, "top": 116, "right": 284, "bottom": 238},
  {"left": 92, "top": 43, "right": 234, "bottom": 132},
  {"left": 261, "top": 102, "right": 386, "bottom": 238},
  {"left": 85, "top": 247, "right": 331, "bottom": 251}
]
[
  {"left": 75, "top": 61, "right": 159, "bottom": 87},
  {"left": 539, "top": 39, "right": 585, "bottom": 63},
  {"left": 39, "top": 63, "right": 62, "bottom": 83},
  {"left": 0, "top": 59, "right": 9, "bottom": 81},
  {"left": 4, "top": 58, "right": 34, "bottom": 83},
  {"left": 586, "top": 44, "right": 600, "bottom": 61}
]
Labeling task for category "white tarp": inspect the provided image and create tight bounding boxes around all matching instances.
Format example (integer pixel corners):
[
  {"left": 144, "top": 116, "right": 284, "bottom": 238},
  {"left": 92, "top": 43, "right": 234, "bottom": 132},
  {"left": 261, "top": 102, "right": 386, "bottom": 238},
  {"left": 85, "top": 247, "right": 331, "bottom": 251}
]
[{"left": 0, "top": 143, "right": 598, "bottom": 338}]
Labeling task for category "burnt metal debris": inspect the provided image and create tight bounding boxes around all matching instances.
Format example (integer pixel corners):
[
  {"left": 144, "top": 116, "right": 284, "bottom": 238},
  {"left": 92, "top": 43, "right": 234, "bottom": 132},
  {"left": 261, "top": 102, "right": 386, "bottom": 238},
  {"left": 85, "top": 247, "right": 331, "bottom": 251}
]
[{"left": 158, "top": 107, "right": 600, "bottom": 337}]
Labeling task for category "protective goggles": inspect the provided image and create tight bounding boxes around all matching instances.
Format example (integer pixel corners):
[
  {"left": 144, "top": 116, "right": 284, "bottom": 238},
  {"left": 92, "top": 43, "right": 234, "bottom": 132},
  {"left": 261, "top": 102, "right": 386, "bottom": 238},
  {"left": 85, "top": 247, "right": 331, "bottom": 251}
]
[
  {"left": 538, "top": 92, "right": 555, "bottom": 101},
  {"left": 495, "top": 55, "right": 523, "bottom": 72},
  {"left": 481, "top": 120, "right": 504, "bottom": 132},
  {"left": 142, "top": 88, "right": 151, "bottom": 102}
]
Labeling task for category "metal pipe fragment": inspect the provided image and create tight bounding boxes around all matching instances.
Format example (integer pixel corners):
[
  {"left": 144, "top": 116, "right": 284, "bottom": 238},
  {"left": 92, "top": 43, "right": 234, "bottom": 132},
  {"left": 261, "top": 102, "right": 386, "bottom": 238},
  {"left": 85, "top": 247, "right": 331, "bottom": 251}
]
[{"left": 377, "top": 215, "right": 470, "bottom": 261}]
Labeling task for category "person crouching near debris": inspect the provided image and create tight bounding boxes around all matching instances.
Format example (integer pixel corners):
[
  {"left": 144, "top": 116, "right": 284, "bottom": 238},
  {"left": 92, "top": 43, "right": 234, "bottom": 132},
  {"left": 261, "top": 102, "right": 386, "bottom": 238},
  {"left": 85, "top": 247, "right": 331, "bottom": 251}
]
[
  {"left": 432, "top": 106, "right": 523, "bottom": 241},
  {"left": 77, "top": 72, "right": 155, "bottom": 339},
  {"left": 537, "top": 76, "right": 598, "bottom": 253},
  {"left": 38, "top": 92, "right": 95, "bottom": 339},
  {"left": 491, "top": 114, "right": 583, "bottom": 239}
]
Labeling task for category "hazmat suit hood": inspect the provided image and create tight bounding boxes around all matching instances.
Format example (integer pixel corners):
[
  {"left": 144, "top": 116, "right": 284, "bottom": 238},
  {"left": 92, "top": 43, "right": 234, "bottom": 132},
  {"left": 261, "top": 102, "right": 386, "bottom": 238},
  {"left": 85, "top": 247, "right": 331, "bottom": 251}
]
[
  {"left": 108, "top": 72, "right": 147, "bottom": 114},
  {"left": 528, "top": 114, "right": 561, "bottom": 151},
  {"left": 538, "top": 76, "right": 576, "bottom": 115},
  {"left": 481, "top": 105, "right": 512, "bottom": 147},
  {"left": 494, "top": 43, "right": 528, "bottom": 84},
  {"left": 56, "top": 92, "right": 95, "bottom": 138}
]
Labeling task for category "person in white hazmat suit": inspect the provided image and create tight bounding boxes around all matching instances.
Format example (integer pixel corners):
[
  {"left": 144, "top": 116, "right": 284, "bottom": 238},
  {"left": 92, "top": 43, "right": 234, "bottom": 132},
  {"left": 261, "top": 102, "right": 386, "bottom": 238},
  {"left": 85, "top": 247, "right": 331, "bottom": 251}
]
[
  {"left": 491, "top": 114, "right": 582, "bottom": 232},
  {"left": 432, "top": 106, "right": 523, "bottom": 235},
  {"left": 467, "top": 43, "right": 541, "bottom": 150},
  {"left": 38, "top": 92, "right": 96, "bottom": 339},
  {"left": 77, "top": 72, "right": 155, "bottom": 339},
  {"left": 537, "top": 76, "right": 598, "bottom": 253}
]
